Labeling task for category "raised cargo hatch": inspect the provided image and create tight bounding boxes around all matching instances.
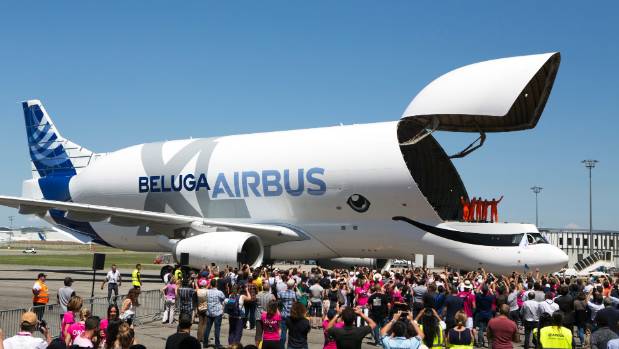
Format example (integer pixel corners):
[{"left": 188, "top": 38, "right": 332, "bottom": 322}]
[
  {"left": 399, "top": 52, "right": 560, "bottom": 157},
  {"left": 401, "top": 52, "right": 560, "bottom": 133}
]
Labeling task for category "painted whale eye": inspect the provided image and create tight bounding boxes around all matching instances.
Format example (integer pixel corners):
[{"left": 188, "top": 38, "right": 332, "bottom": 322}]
[{"left": 347, "top": 194, "right": 370, "bottom": 213}]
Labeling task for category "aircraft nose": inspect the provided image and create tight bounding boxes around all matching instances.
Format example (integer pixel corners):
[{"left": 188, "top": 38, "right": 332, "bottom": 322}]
[
  {"left": 547, "top": 246, "right": 569, "bottom": 271},
  {"left": 558, "top": 248, "right": 569, "bottom": 264}
]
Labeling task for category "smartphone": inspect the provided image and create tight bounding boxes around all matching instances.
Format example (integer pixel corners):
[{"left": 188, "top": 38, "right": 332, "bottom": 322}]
[{"left": 38, "top": 319, "right": 47, "bottom": 333}]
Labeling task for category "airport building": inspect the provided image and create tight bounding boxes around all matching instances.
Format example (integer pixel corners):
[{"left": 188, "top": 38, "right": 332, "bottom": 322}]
[
  {"left": 0, "top": 226, "right": 80, "bottom": 243},
  {"left": 541, "top": 228, "right": 619, "bottom": 269}
]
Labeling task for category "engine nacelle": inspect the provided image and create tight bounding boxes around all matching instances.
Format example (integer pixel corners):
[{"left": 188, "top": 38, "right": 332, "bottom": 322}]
[
  {"left": 174, "top": 231, "right": 264, "bottom": 268},
  {"left": 316, "top": 258, "right": 392, "bottom": 271}
]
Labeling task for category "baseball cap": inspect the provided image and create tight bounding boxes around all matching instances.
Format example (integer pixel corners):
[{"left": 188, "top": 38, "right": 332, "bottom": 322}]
[
  {"left": 21, "top": 311, "right": 38, "bottom": 325},
  {"left": 374, "top": 273, "right": 381, "bottom": 281},
  {"left": 37, "top": 272, "right": 47, "bottom": 279}
]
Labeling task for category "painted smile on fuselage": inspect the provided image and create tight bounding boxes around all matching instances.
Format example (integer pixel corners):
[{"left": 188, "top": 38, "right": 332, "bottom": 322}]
[{"left": 393, "top": 216, "right": 523, "bottom": 247}]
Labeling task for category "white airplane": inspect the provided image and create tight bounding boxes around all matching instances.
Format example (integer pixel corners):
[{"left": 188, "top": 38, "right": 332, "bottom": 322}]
[{"left": 0, "top": 52, "right": 569, "bottom": 273}]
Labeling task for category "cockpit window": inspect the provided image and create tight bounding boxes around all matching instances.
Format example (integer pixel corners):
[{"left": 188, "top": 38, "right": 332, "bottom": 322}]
[
  {"left": 526, "top": 233, "right": 548, "bottom": 244},
  {"left": 512, "top": 233, "right": 524, "bottom": 245}
]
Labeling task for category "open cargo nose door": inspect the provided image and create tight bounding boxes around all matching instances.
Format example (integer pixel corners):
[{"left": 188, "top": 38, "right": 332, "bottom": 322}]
[{"left": 397, "top": 52, "right": 561, "bottom": 220}]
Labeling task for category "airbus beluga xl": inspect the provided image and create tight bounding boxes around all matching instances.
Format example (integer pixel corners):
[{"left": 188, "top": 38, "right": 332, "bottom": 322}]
[{"left": 0, "top": 52, "right": 569, "bottom": 273}]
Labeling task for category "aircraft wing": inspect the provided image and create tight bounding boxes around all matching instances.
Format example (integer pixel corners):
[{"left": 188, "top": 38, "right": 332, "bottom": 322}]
[{"left": 0, "top": 195, "right": 303, "bottom": 245}]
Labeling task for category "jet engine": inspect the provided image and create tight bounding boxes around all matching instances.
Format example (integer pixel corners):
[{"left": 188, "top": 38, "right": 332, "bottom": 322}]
[
  {"left": 174, "top": 231, "right": 264, "bottom": 268},
  {"left": 316, "top": 258, "right": 392, "bottom": 271}
]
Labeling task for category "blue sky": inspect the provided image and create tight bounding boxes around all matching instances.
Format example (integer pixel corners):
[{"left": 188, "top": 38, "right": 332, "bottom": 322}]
[{"left": 0, "top": 1, "right": 616, "bottom": 229}]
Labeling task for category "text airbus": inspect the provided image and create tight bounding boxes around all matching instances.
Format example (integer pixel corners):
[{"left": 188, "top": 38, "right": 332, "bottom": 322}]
[{"left": 138, "top": 167, "right": 326, "bottom": 197}]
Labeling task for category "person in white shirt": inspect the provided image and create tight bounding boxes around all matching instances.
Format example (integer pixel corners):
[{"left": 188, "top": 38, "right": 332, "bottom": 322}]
[
  {"left": 100, "top": 264, "right": 122, "bottom": 304},
  {"left": 538, "top": 292, "right": 559, "bottom": 315},
  {"left": 607, "top": 337, "right": 619, "bottom": 349},
  {"left": 3, "top": 311, "right": 51, "bottom": 349},
  {"left": 520, "top": 292, "right": 540, "bottom": 349},
  {"left": 308, "top": 279, "right": 325, "bottom": 328},
  {"left": 587, "top": 293, "right": 605, "bottom": 322}
]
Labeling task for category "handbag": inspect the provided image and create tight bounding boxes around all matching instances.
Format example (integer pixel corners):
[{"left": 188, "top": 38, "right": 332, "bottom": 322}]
[{"left": 198, "top": 301, "right": 208, "bottom": 315}]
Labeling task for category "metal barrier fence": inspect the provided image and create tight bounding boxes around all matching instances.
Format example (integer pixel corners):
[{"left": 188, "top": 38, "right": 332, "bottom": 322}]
[
  {"left": 0, "top": 289, "right": 163, "bottom": 338},
  {"left": 0, "top": 308, "right": 28, "bottom": 340}
]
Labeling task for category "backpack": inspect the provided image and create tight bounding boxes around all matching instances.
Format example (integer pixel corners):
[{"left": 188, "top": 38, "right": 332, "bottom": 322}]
[{"left": 224, "top": 295, "right": 243, "bottom": 317}]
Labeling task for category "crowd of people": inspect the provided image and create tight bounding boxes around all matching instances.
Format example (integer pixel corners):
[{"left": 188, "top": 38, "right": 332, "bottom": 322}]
[
  {"left": 460, "top": 196, "right": 503, "bottom": 223},
  {"left": 160, "top": 264, "right": 619, "bottom": 349},
  {"left": 5, "top": 263, "right": 619, "bottom": 349}
]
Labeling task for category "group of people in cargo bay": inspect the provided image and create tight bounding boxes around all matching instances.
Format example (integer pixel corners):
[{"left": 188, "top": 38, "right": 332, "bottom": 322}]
[{"left": 460, "top": 196, "right": 503, "bottom": 223}]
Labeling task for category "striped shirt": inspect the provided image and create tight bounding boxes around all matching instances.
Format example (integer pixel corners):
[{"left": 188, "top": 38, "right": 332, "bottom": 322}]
[
  {"left": 206, "top": 288, "right": 226, "bottom": 317},
  {"left": 277, "top": 290, "right": 297, "bottom": 318},
  {"left": 178, "top": 287, "right": 196, "bottom": 315}
]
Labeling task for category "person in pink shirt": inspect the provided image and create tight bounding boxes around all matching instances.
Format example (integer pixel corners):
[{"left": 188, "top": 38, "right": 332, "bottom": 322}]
[
  {"left": 65, "top": 308, "right": 90, "bottom": 346},
  {"left": 99, "top": 304, "right": 119, "bottom": 341},
  {"left": 457, "top": 280, "right": 476, "bottom": 329},
  {"left": 161, "top": 278, "right": 178, "bottom": 325},
  {"left": 354, "top": 277, "right": 371, "bottom": 326},
  {"left": 390, "top": 286, "right": 404, "bottom": 306},
  {"left": 323, "top": 309, "right": 344, "bottom": 349},
  {"left": 61, "top": 296, "right": 82, "bottom": 340},
  {"left": 260, "top": 300, "right": 282, "bottom": 349}
]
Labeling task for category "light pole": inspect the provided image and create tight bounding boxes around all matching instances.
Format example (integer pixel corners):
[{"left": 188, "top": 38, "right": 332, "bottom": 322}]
[
  {"left": 530, "top": 186, "right": 543, "bottom": 227},
  {"left": 8, "top": 216, "right": 14, "bottom": 247},
  {"left": 582, "top": 159, "right": 598, "bottom": 256}
]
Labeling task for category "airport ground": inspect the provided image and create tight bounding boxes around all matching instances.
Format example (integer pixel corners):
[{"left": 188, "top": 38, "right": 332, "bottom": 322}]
[{"left": 0, "top": 243, "right": 535, "bottom": 349}]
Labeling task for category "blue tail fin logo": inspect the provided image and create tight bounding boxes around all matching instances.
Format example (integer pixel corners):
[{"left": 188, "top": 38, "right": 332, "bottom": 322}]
[{"left": 23, "top": 100, "right": 76, "bottom": 177}]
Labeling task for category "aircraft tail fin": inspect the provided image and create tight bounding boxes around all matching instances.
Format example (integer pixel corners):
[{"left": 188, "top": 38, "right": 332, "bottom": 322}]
[{"left": 22, "top": 100, "right": 95, "bottom": 179}]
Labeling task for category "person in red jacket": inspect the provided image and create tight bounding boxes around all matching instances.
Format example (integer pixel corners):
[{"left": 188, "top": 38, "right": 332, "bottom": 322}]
[
  {"left": 476, "top": 198, "right": 484, "bottom": 222},
  {"left": 481, "top": 199, "right": 489, "bottom": 222},
  {"left": 470, "top": 197, "right": 478, "bottom": 222},
  {"left": 460, "top": 196, "right": 470, "bottom": 222},
  {"left": 490, "top": 196, "right": 504, "bottom": 222}
]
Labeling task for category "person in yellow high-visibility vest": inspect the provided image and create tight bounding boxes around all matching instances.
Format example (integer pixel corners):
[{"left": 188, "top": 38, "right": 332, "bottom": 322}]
[
  {"left": 417, "top": 308, "right": 445, "bottom": 349},
  {"left": 132, "top": 264, "right": 142, "bottom": 290},
  {"left": 174, "top": 265, "right": 183, "bottom": 283},
  {"left": 32, "top": 272, "right": 49, "bottom": 320},
  {"left": 538, "top": 312, "right": 572, "bottom": 349}
]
